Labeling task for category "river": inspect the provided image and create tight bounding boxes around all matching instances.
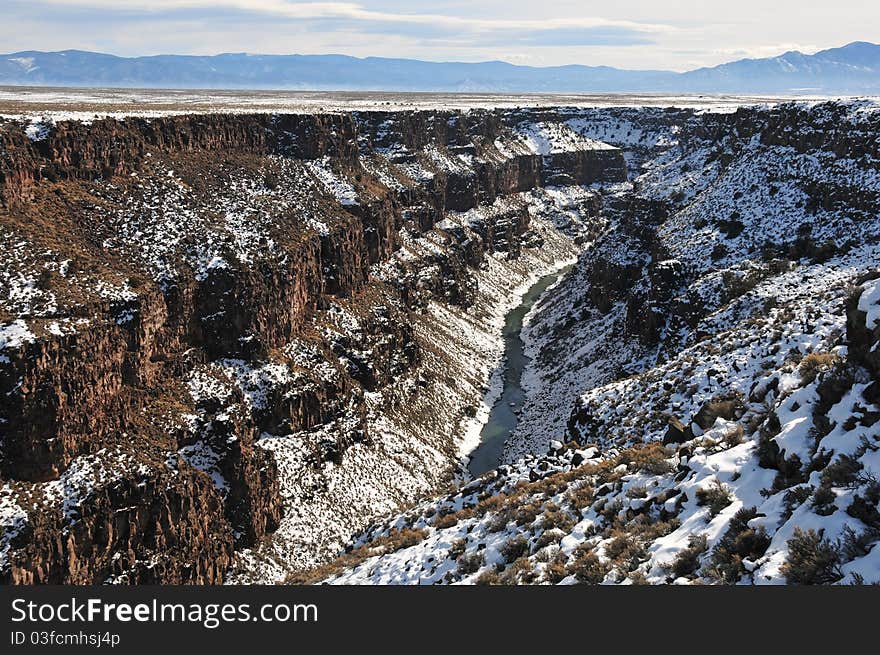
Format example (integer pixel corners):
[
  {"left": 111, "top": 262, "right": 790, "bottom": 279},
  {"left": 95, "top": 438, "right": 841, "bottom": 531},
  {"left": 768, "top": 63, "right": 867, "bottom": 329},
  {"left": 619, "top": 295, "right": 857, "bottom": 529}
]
[{"left": 467, "top": 265, "right": 572, "bottom": 476}]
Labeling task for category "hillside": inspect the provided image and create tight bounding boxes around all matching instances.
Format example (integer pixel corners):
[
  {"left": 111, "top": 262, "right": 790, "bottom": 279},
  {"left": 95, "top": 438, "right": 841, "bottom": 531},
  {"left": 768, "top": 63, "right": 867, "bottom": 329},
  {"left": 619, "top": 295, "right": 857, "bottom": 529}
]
[{"left": 302, "top": 101, "right": 880, "bottom": 585}]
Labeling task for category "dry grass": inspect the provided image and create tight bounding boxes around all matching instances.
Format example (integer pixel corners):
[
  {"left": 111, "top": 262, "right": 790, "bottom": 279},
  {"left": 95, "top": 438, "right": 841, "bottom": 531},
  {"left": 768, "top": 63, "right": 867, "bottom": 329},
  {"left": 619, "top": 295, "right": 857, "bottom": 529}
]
[
  {"left": 798, "top": 352, "right": 841, "bottom": 384},
  {"left": 695, "top": 480, "right": 733, "bottom": 517},
  {"left": 284, "top": 527, "right": 428, "bottom": 585}
]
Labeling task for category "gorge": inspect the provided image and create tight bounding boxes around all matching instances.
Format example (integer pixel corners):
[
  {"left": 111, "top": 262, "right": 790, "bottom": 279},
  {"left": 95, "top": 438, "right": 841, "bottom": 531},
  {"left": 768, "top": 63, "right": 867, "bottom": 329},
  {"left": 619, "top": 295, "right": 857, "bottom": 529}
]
[{"left": 2, "top": 98, "right": 879, "bottom": 585}]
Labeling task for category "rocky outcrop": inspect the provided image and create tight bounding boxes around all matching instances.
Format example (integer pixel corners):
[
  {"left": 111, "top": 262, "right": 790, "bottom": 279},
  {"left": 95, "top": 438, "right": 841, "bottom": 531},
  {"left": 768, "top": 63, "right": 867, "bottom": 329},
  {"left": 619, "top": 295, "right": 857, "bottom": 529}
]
[
  {"left": 847, "top": 273, "right": 880, "bottom": 379},
  {"left": 1, "top": 113, "right": 360, "bottom": 207},
  {"left": 2, "top": 459, "right": 234, "bottom": 585}
]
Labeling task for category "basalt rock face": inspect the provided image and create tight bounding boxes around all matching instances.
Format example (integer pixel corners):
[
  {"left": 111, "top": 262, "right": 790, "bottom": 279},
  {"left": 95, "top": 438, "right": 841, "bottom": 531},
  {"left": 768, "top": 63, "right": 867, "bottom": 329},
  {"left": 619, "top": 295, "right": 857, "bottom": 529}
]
[
  {"left": 1, "top": 113, "right": 360, "bottom": 206},
  {"left": 3, "top": 458, "right": 235, "bottom": 585},
  {"left": 0, "top": 107, "right": 626, "bottom": 584}
]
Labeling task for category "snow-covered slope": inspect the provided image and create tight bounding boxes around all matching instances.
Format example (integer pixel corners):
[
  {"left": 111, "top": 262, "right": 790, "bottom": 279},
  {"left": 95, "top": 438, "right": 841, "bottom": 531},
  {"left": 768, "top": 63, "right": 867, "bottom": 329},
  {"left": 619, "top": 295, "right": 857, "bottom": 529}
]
[{"left": 309, "top": 100, "right": 880, "bottom": 585}]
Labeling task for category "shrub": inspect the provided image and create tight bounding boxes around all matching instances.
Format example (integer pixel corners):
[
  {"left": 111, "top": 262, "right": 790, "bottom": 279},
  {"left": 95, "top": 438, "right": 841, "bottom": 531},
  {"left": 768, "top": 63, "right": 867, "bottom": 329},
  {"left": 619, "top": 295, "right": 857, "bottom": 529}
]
[
  {"left": 619, "top": 443, "right": 675, "bottom": 475},
  {"left": 847, "top": 482, "right": 880, "bottom": 529},
  {"left": 487, "top": 512, "right": 511, "bottom": 533},
  {"left": 535, "top": 529, "right": 565, "bottom": 550},
  {"left": 514, "top": 501, "right": 543, "bottom": 527},
  {"left": 434, "top": 513, "right": 459, "bottom": 529},
  {"left": 703, "top": 507, "right": 771, "bottom": 584},
  {"left": 798, "top": 352, "right": 840, "bottom": 384},
  {"left": 821, "top": 455, "right": 864, "bottom": 489},
  {"left": 756, "top": 412, "right": 782, "bottom": 469},
  {"left": 723, "top": 424, "right": 745, "bottom": 448},
  {"left": 543, "top": 554, "right": 569, "bottom": 584},
  {"left": 448, "top": 539, "right": 467, "bottom": 560},
  {"left": 457, "top": 552, "right": 485, "bottom": 576},
  {"left": 384, "top": 528, "right": 427, "bottom": 549},
  {"left": 604, "top": 533, "right": 646, "bottom": 572},
  {"left": 780, "top": 528, "right": 842, "bottom": 585},
  {"left": 627, "top": 571, "right": 649, "bottom": 584},
  {"left": 474, "top": 570, "right": 501, "bottom": 585},
  {"left": 667, "top": 534, "right": 709, "bottom": 579},
  {"left": 500, "top": 536, "right": 530, "bottom": 564},
  {"left": 501, "top": 557, "right": 536, "bottom": 585},
  {"left": 598, "top": 498, "right": 625, "bottom": 522},
  {"left": 541, "top": 507, "right": 576, "bottom": 533},
  {"left": 626, "top": 486, "right": 648, "bottom": 499},
  {"left": 811, "top": 485, "right": 837, "bottom": 516},
  {"left": 566, "top": 484, "right": 595, "bottom": 510},
  {"left": 695, "top": 481, "right": 733, "bottom": 517},
  {"left": 839, "top": 525, "right": 878, "bottom": 561},
  {"left": 568, "top": 546, "right": 611, "bottom": 585},
  {"left": 781, "top": 485, "right": 812, "bottom": 520}
]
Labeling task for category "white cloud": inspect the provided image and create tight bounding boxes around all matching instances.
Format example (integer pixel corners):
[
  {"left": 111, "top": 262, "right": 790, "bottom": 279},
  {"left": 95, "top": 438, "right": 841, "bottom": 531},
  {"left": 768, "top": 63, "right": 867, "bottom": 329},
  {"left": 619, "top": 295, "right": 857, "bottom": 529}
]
[{"left": 34, "top": 0, "right": 671, "bottom": 33}]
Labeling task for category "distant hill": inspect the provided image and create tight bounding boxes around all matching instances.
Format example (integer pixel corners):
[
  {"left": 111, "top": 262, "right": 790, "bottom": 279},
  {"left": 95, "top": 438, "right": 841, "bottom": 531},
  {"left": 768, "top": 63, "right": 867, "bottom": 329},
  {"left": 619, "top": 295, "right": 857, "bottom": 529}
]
[
  {"left": 679, "top": 41, "right": 880, "bottom": 93},
  {"left": 1, "top": 42, "right": 878, "bottom": 93}
]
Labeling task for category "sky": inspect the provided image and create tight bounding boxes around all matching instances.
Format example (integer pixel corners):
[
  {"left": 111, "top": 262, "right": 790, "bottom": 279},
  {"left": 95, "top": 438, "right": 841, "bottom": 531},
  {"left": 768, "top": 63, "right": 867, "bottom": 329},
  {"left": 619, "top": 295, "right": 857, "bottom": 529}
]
[{"left": 1, "top": 1, "right": 878, "bottom": 71}]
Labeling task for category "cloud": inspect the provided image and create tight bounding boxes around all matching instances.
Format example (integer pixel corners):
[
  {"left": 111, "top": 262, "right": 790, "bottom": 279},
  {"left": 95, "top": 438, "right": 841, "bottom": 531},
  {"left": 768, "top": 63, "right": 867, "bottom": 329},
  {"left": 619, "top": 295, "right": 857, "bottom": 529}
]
[{"left": 26, "top": 1, "right": 671, "bottom": 40}]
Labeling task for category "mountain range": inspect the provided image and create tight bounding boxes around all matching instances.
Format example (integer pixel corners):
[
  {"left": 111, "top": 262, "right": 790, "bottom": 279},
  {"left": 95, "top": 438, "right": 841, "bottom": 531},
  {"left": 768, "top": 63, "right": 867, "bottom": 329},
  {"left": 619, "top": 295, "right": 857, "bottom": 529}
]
[{"left": 1, "top": 41, "right": 879, "bottom": 95}]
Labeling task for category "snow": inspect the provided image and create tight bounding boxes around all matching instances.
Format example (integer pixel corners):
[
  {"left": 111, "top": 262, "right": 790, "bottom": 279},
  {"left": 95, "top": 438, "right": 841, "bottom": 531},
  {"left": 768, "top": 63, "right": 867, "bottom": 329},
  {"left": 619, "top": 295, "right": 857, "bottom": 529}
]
[
  {"left": 0, "top": 491, "right": 28, "bottom": 573},
  {"left": 0, "top": 88, "right": 830, "bottom": 124},
  {"left": 0, "top": 319, "right": 35, "bottom": 351},
  {"left": 24, "top": 119, "right": 51, "bottom": 141},
  {"left": 513, "top": 121, "right": 617, "bottom": 155},
  {"left": 858, "top": 278, "right": 880, "bottom": 330},
  {"left": 304, "top": 156, "right": 359, "bottom": 206},
  {"left": 177, "top": 441, "right": 228, "bottom": 492}
]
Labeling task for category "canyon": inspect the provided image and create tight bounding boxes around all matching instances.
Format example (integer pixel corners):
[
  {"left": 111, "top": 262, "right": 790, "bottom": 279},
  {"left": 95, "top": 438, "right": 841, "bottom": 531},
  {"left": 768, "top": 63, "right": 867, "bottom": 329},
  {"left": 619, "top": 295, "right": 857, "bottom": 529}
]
[{"left": 1, "top": 98, "right": 879, "bottom": 585}]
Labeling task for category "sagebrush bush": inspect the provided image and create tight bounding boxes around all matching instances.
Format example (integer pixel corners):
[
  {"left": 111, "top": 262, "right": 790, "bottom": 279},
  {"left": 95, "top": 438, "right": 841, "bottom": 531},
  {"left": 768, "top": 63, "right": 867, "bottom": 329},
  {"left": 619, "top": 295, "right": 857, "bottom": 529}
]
[
  {"left": 534, "top": 529, "right": 565, "bottom": 550},
  {"left": 541, "top": 507, "right": 576, "bottom": 533},
  {"left": 433, "top": 513, "right": 459, "bottom": 529},
  {"left": 619, "top": 443, "right": 675, "bottom": 474},
  {"left": 474, "top": 570, "right": 502, "bottom": 585},
  {"left": 811, "top": 485, "right": 838, "bottom": 516},
  {"left": 567, "top": 544, "right": 610, "bottom": 584},
  {"left": 703, "top": 507, "right": 771, "bottom": 583},
  {"left": 501, "top": 557, "right": 536, "bottom": 585},
  {"left": 448, "top": 538, "right": 467, "bottom": 560},
  {"left": 798, "top": 352, "right": 840, "bottom": 383},
  {"left": 500, "top": 536, "right": 530, "bottom": 564},
  {"left": 543, "top": 554, "right": 569, "bottom": 584},
  {"left": 566, "top": 484, "right": 595, "bottom": 510},
  {"left": 821, "top": 455, "right": 864, "bottom": 488},
  {"left": 604, "top": 533, "right": 646, "bottom": 572},
  {"left": 723, "top": 424, "right": 745, "bottom": 447},
  {"left": 667, "top": 534, "right": 709, "bottom": 579},
  {"left": 696, "top": 481, "right": 733, "bottom": 517},
  {"left": 514, "top": 501, "right": 543, "bottom": 527},
  {"left": 780, "top": 528, "right": 842, "bottom": 585},
  {"left": 456, "top": 551, "right": 485, "bottom": 576}
]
